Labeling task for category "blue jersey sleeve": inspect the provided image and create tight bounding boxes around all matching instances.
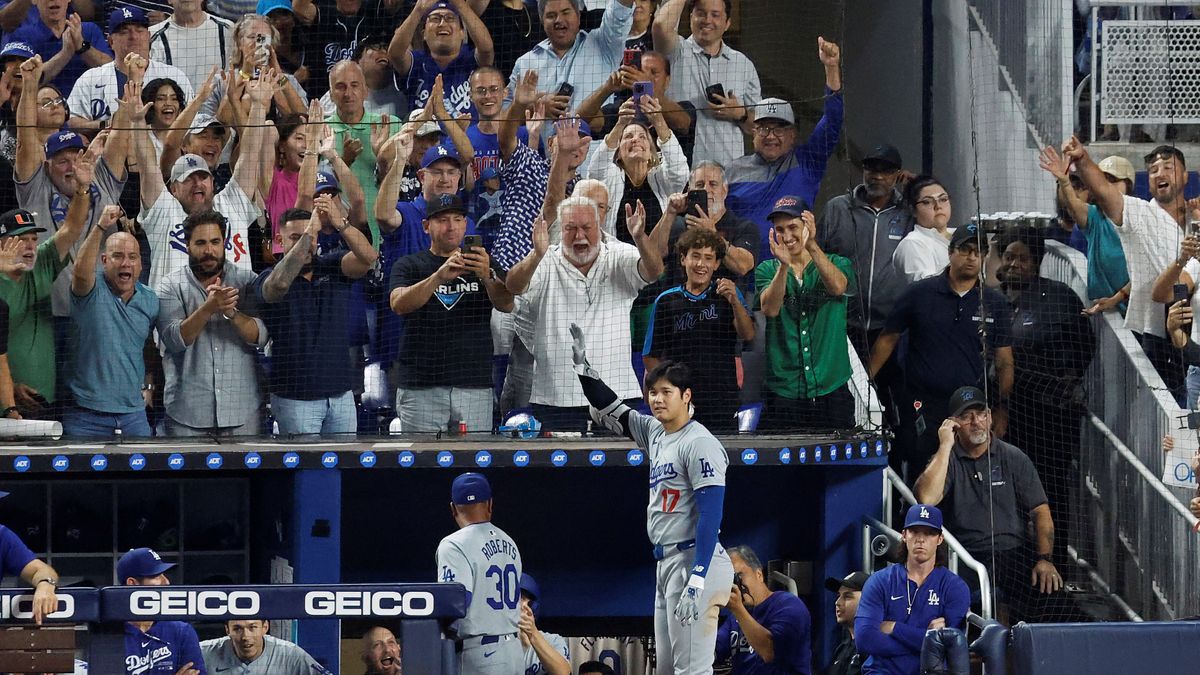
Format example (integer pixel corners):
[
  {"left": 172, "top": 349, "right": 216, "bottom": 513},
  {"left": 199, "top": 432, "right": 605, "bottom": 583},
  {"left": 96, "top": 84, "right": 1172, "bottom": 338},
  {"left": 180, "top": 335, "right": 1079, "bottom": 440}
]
[
  {"left": 944, "top": 574, "right": 971, "bottom": 630},
  {"left": 82, "top": 22, "right": 114, "bottom": 56},
  {"left": 690, "top": 486, "right": 724, "bottom": 579},
  {"left": 177, "top": 623, "right": 207, "bottom": 674},
  {"left": 853, "top": 572, "right": 914, "bottom": 658},
  {"left": 0, "top": 527, "right": 36, "bottom": 578}
]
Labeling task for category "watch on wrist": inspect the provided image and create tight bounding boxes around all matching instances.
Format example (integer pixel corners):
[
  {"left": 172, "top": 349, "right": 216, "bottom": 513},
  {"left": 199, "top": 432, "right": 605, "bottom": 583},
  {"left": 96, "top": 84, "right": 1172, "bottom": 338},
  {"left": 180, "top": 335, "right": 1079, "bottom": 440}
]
[
  {"left": 36, "top": 578, "right": 57, "bottom": 587},
  {"left": 76, "top": 40, "right": 91, "bottom": 55},
  {"left": 141, "top": 383, "right": 155, "bottom": 392}
]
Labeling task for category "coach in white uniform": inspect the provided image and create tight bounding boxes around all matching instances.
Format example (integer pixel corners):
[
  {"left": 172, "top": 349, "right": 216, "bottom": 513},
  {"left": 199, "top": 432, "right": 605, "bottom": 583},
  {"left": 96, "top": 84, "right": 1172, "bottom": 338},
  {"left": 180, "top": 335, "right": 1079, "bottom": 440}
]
[
  {"left": 201, "top": 619, "right": 329, "bottom": 673},
  {"left": 437, "top": 472, "right": 524, "bottom": 674},
  {"left": 570, "top": 325, "right": 734, "bottom": 675},
  {"left": 67, "top": 7, "right": 194, "bottom": 132}
]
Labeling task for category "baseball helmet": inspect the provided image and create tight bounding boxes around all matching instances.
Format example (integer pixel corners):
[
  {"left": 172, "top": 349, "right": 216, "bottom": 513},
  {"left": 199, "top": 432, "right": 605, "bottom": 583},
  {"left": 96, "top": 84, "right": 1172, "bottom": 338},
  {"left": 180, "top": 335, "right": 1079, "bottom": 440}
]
[{"left": 499, "top": 412, "right": 542, "bottom": 440}]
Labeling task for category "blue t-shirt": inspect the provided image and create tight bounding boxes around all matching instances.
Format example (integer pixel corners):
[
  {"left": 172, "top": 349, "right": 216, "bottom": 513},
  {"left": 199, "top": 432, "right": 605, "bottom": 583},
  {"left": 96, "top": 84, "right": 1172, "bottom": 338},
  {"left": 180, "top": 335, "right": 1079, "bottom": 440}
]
[
  {"left": 1082, "top": 204, "right": 1130, "bottom": 310},
  {"left": 404, "top": 47, "right": 476, "bottom": 117},
  {"left": 853, "top": 564, "right": 969, "bottom": 675},
  {"left": 715, "top": 591, "right": 812, "bottom": 674},
  {"left": 69, "top": 275, "right": 159, "bottom": 414},
  {"left": 124, "top": 620, "right": 207, "bottom": 674},
  {"left": 8, "top": 20, "right": 113, "bottom": 93},
  {"left": 465, "top": 122, "right": 529, "bottom": 247},
  {"left": 253, "top": 252, "right": 356, "bottom": 399},
  {"left": 0, "top": 525, "right": 36, "bottom": 583},
  {"left": 0, "top": 1, "right": 40, "bottom": 43}
]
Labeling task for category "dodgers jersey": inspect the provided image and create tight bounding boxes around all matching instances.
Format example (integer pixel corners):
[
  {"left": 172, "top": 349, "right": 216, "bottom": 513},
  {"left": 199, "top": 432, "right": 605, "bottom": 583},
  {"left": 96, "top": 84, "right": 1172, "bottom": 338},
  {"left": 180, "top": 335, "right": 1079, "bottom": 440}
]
[
  {"left": 854, "top": 564, "right": 969, "bottom": 675},
  {"left": 437, "top": 521, "right": 523, "bottom": 639},
  {"left": 200, "top": 634, "right": 330, "bottom": 674},
  {"left": 628, "top": 414, "right": 729, "bottom": 546},
  {"left": 124, "top": 621, "right": 207, "bottom": 675},
  {"left": 66, "top": 61, "right": 195, "bottom": 122},
  {"left": 523, "top": 631, "right": 570, "bottom": 674}
]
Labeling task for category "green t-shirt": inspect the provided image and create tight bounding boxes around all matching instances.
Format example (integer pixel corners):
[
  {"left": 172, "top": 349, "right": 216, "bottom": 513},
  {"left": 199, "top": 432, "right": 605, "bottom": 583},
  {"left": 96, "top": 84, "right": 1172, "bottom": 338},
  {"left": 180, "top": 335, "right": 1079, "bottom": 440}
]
[
  {"left": 0, "top": 240, "right": 68, "bottom": 402},
  {"left": 754, "top": 255, "right": 855, "bottom": 399},
  {"left": 327, "top": 110, "right": 398, "bottom": 249}
]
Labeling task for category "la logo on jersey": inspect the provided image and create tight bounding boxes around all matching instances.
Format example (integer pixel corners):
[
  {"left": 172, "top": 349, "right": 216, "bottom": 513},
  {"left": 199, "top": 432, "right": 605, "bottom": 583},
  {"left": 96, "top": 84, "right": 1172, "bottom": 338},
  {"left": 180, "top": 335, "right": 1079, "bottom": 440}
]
[
  {"left": 699, "top": 457, "right": 716, "bottom": 479},
  {"left": 441, "top": 567, "right": 456, "bottom": 583},
  {"left": 928, "top": 591, "right": 940, "bottom": 606}
]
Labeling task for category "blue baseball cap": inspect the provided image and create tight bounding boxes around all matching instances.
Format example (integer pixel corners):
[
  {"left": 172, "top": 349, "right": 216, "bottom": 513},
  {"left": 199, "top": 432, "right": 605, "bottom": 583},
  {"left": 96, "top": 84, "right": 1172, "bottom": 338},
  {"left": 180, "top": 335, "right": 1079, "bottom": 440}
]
[
  {"left": 44, "top": 130, "right": 85, "bottom": 158},
  {"left": 108, "top": 5, "right": 150, "bottom": 31},
  {"left": 315, "top": 171, "right": 341, "bottom": 194},
  {"left": 424, "top": 0, "right": 460, "bottom": 19},
  {"left": 549, "top": 118, "right": 591, "bottom": 138},
  {"left": 451, "top": 472, "right": 491, "bottom": 505},
  {"left": 117, "top": 547, "right": 176, "bottom": 582},
  {"left": 478, "top": 166, "right": 499, "bottom": 182},
  {"left": 257, "top": 0, "right": 293, "bottom": 15},
  {"left": 767, "top": 195, "right": 810, "bottom": 220},
  {"left": 903, "top": 504, "right": 943, "bottom": 532},
  {"left": 0, "top": 41, "right": 34, "bottom": 61},
  {"left": 420, "top": 143, "right": 460, "bottom": 169},
  {"left": 519, "top": 573, "right": 541, "bottom": 614}
]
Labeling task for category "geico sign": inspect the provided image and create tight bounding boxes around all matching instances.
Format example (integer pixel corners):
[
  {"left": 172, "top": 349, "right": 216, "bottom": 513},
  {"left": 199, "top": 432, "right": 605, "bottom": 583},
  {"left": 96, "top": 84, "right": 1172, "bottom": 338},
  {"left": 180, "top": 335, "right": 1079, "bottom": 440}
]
[
  {"left": 0, "top": 594, "right": 75, "bottom": 619},
  {"left": 130, "top": 590, "right": 260, "bottom": 616},
  {"left": 304, "top": 591, "right": 435, "bottom": 616}
]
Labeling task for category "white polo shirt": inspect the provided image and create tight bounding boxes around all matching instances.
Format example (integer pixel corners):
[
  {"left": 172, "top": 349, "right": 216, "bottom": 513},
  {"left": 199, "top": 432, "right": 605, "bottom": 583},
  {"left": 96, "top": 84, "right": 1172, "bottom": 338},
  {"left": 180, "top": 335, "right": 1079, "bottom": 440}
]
[
  {"left": 523, "top": 242, "right": 650, "bottom": 407},
  {"left": 140, "top": 181, "right": 259, "bottom": 291},
  {"left": 1118, "top": 195, "right": 1185, "bottom": 338},
  {"left": 66, "top": 60, "right": 194, "bottom": 122},
  {"left": 892, "top": 225, "right": 955, "bottom": 284}
]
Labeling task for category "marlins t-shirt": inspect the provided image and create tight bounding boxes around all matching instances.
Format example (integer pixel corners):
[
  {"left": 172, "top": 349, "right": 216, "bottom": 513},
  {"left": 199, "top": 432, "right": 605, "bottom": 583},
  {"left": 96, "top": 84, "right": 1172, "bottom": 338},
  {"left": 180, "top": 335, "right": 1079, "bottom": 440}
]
[{"left": 389, "top": 249, "right": 504, "bottom": 388}]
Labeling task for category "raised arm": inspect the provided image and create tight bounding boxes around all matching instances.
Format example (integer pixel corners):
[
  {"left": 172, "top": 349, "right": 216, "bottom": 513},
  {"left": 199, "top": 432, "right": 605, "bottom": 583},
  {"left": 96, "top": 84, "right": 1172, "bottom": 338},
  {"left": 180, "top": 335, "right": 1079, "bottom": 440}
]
[
  {"left": 540, "top": 117, "right": 592, "bottom": 223},
  {"left": 374, "top": 128, "right": 415, "bottom": 234},
  {"left": 625, "top": 201, "right": 664, "bottom": 282},
  {"left": 131, "top": 97, "right": 166, "bottom": 209},
  {"left": 388, "top": 0, "right": 436, "bottom": 79},
  {"left": 652, "top": 0, "right": 685, "bottom": 57},
  {"left": 261, "top": 212, "right": 319, "bottom": 303},
  {"left": 233, "top": 71, "right": 275, "bottom": 195},
  {"left": 295, "top": 101, "right": 324, "bottom": 212},
  {"left": 502, "top": 70, "right": 539, "bottom": 161},
  {"left": 914, "top": 418, "right": 957, "bottom": 504},
  {"left": 429, "top": 75, "right": 475, "bottom": 166},
  {"left": 453, "top": 0, "right": 494, "bottom": 66},
  {"left": 0, "top": 0, "right": 30, "bottom": 32},
  {"left": 14, "top": 56, "right": 45, "bottom": 182},
  {"left": 570, "top": 323, "right": 639, "bottom": 440},
  {"left": 757, "top": 230, "right": 794, "bottom": 318},
  {"left": 70, "top": 205, "right": 121, "bottom": 298},
  {"left": 802, "top": 213, "right": 848, "bottom": 296},
  {"left": 1039, "top": 145, "right": 1089, "bottom": 227},
  {"left": 293, "top": 0, "right": 317, "bottom": 24},
  {"left": 504, "top": 214, "right": 549, "bottom": 295},
  {"left": 1063, "top": 135, "right": 1124, "bottom": 225},
  {"left": 160, "top": 66, "right": 219, "bottom": 179},
  {"left": 578, "top": 70, "right": 623, "bottom": 130},
  {"left": 1152, "top": 236, "right": 1199, "bottom": 303}
]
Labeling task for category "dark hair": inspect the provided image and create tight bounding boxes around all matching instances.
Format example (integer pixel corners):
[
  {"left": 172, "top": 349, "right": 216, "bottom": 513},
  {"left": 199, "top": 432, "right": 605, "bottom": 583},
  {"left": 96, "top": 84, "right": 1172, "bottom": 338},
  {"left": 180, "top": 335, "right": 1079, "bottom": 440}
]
[
  {"left": 37, "top": 83, "right": 71, "bottom": 118},
  {"left": 353, "top": 38, "right": 389, "bottom": 62},
  {"left": 904, "top": 174, "right": 944, "bottom": 206},
  {"left": 645, "top": 360, "right": 693, "bottom": 394},
  {"left": 538, "top": 0, "right": 581, "bottom": 18},
  {"left": 142, "top": 78, "right": 187, "bottom": 126},
  {"left": 994, "top": 225, "right": 1045, "bottom": 266},
  {"left": 1144, "top": 144, "right": 1186, "bottom": 169},
  {"left": 279, "top": 208, "right": 312, "bottom": 230},
  {"left": 579, "top": 662, "right": 615, "bottom": 675},
  {"left": 685, "top": 0, "right": 733, "bottom": 18},
  {"left": 641, "top": 50, "right": 671, "bottom": 75},
  {"left": 676, "top": 226, "right": 727, "bottom": 261},
  {"left": 182, "top": 209, "right": 228, "bottom": 242},
  {"left": 275, "top": 113, "right": 307, "bottom": 148}
]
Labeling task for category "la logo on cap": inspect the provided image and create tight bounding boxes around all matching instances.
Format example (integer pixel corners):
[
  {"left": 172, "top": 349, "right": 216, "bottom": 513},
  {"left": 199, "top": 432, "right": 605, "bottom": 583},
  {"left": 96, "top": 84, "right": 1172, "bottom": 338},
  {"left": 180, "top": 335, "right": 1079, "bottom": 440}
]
[
  {"left": 767, "top": 102, "right": 778, "bottom": 113},
  {"left": 150, "top": 549, "right": 162, "bottom": 561},
  {"left": 437, "top": 146, "right": 448, "bottom": 156},
  {"left": 123, "top": 8, "right": 132, "bottom": 16},
  {"left": 187, "top": 157, "right": 199, "bottom": 168},
  {"left": 920, "top": 506, "right": 930, "bottom": 519},
  {"left": 318, "top": 174, "right": 328, "bottom": 183}
]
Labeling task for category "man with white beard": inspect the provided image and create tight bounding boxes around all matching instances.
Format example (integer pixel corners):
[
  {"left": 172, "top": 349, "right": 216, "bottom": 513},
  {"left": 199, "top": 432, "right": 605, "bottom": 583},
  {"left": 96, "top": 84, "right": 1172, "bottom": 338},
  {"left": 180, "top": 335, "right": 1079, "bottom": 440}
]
[{"left": 504, "top": 194, "right": 665, "bottom": 431}]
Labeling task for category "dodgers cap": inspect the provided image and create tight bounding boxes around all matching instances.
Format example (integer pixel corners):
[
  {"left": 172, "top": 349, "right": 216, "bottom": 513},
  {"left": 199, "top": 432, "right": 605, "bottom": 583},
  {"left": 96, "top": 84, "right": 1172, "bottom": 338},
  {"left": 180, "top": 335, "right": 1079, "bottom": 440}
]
[
  {"left": 170, "top": 154, "right": 212, "bottom": 183},
  {"left": 451, "top": 472, "right": 491, "bottom": 505},
  {"left": 117, "top": 547, "right": 176, "bottom": 581},
  {"left": 903, "top": 504, "right": 943, "bottom": 532}
]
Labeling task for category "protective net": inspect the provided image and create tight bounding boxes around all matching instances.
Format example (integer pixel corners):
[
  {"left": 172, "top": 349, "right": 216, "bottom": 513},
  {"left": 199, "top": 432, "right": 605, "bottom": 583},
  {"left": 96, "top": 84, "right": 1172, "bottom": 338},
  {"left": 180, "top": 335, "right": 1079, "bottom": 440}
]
[{"left": 0, "top": 0, "right": 861, "bottom": 442}]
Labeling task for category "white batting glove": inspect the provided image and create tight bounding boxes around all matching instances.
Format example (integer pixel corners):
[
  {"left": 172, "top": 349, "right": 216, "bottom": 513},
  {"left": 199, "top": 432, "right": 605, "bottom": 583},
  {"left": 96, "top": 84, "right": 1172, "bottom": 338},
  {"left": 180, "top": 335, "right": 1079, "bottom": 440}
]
[
  {"left": 570, "top": 323, "right": 600, "bottom": 379},
  {"left": 674, "top": 575, "right": 704, "bottom": 626}
]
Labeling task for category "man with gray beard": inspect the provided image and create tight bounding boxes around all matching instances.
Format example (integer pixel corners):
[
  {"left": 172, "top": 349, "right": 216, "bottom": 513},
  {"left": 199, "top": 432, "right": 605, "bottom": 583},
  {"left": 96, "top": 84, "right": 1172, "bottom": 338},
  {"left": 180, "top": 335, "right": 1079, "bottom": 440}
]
[
  {"left": 913, "top": 386, "right": 1064, "bottom": 624},
  {"left": 505, "top": 194, "right": 666, "bottom": 431}
]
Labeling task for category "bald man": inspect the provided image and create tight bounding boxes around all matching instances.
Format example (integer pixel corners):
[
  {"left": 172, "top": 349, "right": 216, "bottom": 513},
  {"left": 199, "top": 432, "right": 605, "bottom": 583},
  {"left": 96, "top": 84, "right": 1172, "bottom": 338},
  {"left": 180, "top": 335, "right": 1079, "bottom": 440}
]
[
  {"left": 361, "top": 626, "right": 402, "bottom": 675},
  {"left": 63, "top": 206, "right": 160, "bottom": 439},
  {"left": 327, "top": 59, "right": 398, "bottom": 239}
]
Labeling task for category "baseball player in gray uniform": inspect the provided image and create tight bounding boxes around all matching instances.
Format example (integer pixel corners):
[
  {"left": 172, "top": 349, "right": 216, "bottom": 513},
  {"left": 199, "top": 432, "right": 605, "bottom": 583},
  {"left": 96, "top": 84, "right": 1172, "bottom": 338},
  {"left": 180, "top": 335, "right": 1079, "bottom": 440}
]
[
  {"left": 200, "top": 620, "right": 329, "bottom": 674},
  {"left": 437, "top": 472, "right": 525, "bottom": 674},
  {"left": 518, "top": 573, "right": 570, "bottom": 675},
  {"left": 570, "top": 324, "right": 734, "bottom": 675}
]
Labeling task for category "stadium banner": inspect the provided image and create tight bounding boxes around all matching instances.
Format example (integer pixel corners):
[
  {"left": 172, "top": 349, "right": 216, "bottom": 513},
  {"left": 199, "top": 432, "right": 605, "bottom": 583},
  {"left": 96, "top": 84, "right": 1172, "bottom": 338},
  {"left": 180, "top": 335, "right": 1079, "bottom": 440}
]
[{"left": 0, "top": 587, "right": 100, "bottom": 622}]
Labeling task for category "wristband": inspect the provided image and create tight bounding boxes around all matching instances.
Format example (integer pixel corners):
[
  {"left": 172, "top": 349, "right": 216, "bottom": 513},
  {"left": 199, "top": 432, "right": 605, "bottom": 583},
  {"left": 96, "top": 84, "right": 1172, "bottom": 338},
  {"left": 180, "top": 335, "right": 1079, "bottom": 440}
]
[
  {"left": 685, "top": 574, "right": 705, "bottom": 592},
  {"left": 76, "top": 40, "right": 91, "bottom": 55}
]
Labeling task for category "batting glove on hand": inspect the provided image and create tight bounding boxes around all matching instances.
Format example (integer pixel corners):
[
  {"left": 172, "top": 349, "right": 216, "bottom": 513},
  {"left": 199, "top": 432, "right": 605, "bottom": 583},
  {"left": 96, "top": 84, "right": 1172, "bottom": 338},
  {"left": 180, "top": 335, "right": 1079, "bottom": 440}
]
[
  {"left": 674, "top": 580, "right": 703, "bottom": 626},
  {"left": 570, "top": 323, "right": 600, "bottom": 379}
]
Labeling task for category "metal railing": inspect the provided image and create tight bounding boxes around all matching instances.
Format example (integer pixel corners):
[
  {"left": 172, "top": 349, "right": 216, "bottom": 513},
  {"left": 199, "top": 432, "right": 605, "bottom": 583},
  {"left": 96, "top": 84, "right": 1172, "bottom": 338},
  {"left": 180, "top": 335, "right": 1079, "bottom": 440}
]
[
  {"left": 870, "top": 468, "right": 995, "bottom": 620},
  {"left": 1040, "top": 240, "right": 1200, "bottom": 620},
  {"left": 967, "top": 0, "right": 1074, "bottom": 149}
]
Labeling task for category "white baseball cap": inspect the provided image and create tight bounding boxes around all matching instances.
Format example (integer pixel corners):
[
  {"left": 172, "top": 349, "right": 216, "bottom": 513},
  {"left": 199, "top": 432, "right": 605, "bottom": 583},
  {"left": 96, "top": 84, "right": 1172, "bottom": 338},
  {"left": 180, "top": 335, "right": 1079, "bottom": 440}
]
[
  {"left": 407, "top": 109, "right": 442, "bottom": 137},
  {"left": 756, "top": 97, "right": 795, "bottom": 126},
  {"left": 170, "top": 154, "right": 212, "bottom": 183}
]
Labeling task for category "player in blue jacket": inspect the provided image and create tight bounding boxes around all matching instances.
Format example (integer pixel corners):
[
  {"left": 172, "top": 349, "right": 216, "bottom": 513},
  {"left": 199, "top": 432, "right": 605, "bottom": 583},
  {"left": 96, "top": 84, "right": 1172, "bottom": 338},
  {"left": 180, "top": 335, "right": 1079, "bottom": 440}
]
[
  {"left": 571, "top": 323, "right": 734, "bottom": 675},
  {"left": 853, "top": 505, "right": 968, "bottom": 675},
  {"left": 118, "top": 547, "right": 206, "bottom": 675}
]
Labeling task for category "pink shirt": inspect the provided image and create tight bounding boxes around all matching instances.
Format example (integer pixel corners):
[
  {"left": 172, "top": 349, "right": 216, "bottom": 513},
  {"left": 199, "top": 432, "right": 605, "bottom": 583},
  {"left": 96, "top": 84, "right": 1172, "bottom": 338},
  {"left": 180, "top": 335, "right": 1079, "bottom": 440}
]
[{"left": 266, "top": 166, "right": 299, "bottom": 254}]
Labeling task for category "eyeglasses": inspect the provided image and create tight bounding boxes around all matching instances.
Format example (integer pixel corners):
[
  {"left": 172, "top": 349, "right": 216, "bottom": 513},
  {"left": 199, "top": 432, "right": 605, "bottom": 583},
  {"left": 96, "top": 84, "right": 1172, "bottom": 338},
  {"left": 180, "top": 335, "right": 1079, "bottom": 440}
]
[
  {"left": 472, "top": 86, "right": 503, "bottom": 96},
  {"left": 426, "top": 13, "right": 458, "bottom": 26},
  {"left": 915, "top": 194, "right": 950, "bottom": 208},
  {"left": 753, "top": 125, "right": 789, "bottom": 138},
  {"left": 955, "top": 409, "right": 989, "bottom": 423},
  {"left": 38, "top": 97, "right": 66, "bottom": 109}
]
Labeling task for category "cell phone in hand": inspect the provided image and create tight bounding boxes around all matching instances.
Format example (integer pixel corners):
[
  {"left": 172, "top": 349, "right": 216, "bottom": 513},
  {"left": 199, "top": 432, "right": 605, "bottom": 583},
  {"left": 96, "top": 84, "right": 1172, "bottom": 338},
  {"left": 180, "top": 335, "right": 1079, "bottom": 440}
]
[
  {"left": 686, "top": 190, "right": 708, "bottom": 217},
  {"left": 705, "top": 83, "right": 726, "bottom": 104},
  {"left": 622, "top": 48, "right": 642, "bottom": 70},
  {"left": 632, "top": 81, "right": 653, "bottom": 105},
  {"left": 555, "top": 82, "right": 574, "bottom": 98},
  {"left": 461, "top": 234, "right": 483, "bottom": 254},
  {"left": 1175, "top": 283, "right": 1192, "bottom": 331}
]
